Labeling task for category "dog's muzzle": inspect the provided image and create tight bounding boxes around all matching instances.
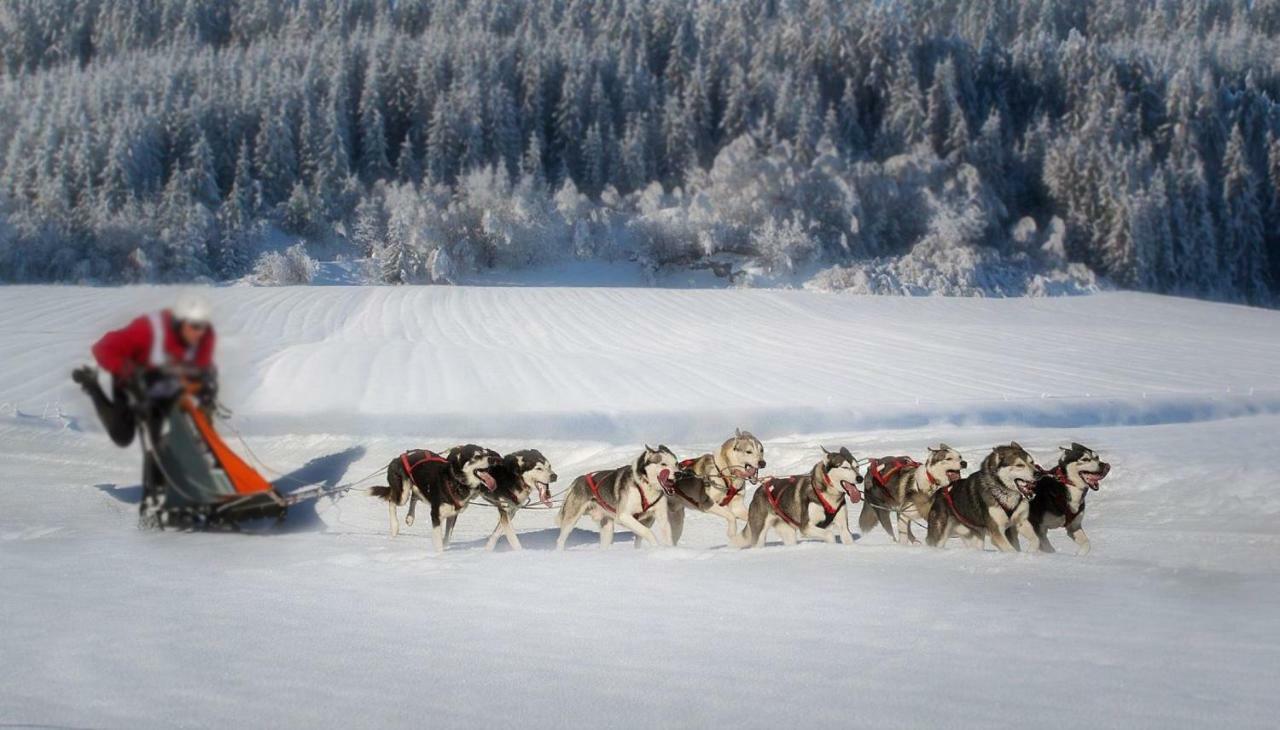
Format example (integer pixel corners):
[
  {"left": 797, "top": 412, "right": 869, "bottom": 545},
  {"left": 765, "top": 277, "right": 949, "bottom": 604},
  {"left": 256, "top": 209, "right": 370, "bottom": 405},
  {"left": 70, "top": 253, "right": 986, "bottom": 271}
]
[
  {"left": 1013, "top": 477, "right": 1035, "bottom": 497},
  {"left": 1081, "top": 462, "right": 1110, "bottom": 490},
  {"left": 657, "top": 468, "right": 676, "bottom": 495}
]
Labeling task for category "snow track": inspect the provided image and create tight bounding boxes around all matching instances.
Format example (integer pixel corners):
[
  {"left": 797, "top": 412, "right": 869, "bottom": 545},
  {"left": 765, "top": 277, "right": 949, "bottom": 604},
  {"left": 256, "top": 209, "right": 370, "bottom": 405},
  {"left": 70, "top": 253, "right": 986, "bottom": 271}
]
[{"left": 2, "top": 286, "right": 1279, "bottom": 729}]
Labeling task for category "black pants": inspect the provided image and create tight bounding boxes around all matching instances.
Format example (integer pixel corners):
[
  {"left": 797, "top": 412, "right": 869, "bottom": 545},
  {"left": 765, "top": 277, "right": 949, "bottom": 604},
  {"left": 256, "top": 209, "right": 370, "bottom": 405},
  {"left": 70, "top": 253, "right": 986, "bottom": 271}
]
[{"left": 84, "top": 377, "right": 137, "bottom": 447}]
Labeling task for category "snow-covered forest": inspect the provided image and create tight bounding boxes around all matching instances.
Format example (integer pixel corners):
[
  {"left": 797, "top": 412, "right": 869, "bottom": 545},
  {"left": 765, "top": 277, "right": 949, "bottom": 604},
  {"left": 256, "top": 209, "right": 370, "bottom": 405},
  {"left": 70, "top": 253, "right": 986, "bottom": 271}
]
[{"left": 0, "top": 0, "right": 1278, "bottom": 303}]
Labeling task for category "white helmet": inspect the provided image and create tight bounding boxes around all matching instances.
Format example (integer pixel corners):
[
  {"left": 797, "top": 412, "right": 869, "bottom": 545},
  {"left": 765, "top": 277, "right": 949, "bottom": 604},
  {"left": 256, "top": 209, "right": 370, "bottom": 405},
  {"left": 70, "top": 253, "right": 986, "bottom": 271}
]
[{"left": 172, "top": 291, "right": 212, "bottom": 325}]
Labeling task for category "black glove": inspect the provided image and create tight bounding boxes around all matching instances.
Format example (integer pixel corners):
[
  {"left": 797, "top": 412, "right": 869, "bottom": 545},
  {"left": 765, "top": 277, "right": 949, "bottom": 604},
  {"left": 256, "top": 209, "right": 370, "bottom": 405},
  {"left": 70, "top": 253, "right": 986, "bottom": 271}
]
[{"left": 196, "top": 367, "right": 220, "bottom": 412}]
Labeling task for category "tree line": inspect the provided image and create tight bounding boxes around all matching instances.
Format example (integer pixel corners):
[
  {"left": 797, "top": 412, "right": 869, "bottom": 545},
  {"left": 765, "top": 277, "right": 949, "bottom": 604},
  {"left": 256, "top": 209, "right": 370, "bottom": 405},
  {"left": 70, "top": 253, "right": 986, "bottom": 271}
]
[{"left": 0, "top": 0, "right": 1277, "bottom": 303}]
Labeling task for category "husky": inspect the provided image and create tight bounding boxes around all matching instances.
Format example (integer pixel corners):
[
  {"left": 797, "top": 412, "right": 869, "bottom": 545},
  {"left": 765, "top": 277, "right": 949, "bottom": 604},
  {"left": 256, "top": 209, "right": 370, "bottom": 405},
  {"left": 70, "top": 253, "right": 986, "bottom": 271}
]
[
  {"left": 369, "top": 444, "right": 497, "bottom": 553},
  {"left": 666, "top": 429, "right": 765, "bottom": 546},
  {"left": 1026, "top": 443, "right": 1110, "bottom": 555},
  {"left": 555, "top": 445, "right": 680, "bottom": 550},
  {"left": 859, "top": 445, "right": 966, "bottom": 544},
  {"left": 740, "top": 447, "right": 862, "bottom": 548},
  {"left": 926, "top": 442, "right": 1036, "bottom": 552},
  {"left": 477, "top": 449, "right": 557, "bottom": 552}
]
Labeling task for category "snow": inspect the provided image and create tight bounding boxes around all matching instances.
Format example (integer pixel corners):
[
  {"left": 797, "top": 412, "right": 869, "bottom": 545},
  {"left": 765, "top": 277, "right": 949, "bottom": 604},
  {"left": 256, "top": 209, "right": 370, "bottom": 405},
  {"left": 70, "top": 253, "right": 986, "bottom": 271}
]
[{"left": 2, "top": 286, "right": 1279, "bottom": 729}]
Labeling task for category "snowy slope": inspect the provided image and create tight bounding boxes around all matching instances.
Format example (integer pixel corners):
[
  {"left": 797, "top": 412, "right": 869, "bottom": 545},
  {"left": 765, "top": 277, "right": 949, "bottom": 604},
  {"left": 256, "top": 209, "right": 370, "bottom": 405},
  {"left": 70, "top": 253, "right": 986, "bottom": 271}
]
[
  {"left": 3, "top": 286, "right": 1279, "bottom": 438},
  {"left": 2, "top": 286, "right": 1280, "bottom": 730}
]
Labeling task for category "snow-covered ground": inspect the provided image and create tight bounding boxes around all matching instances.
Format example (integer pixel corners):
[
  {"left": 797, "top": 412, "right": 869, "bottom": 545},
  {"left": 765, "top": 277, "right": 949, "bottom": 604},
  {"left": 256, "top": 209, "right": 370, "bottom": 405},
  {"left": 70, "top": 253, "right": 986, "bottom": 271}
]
[{"left": 2, "top": 286, "right": 1279, "bottom": 729}]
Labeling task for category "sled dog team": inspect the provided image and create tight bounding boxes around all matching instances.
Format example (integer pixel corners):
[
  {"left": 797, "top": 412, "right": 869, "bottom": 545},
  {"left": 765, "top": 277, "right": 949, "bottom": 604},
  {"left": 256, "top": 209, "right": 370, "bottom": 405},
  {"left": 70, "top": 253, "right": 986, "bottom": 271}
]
[{"left": 370, "top": 430, "right": 1110, "bottom": 556}]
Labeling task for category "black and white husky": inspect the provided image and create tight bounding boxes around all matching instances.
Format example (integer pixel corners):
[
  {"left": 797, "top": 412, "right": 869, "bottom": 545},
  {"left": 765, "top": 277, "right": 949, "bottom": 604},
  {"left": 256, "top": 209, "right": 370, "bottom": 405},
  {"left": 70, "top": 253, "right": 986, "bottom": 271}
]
[
  {"left": 478, "top": 449, "right": 557, "bottom": 552},
  {"left": 1026, "top": 443, "right": 1110, "bottom": 555},
  {"left": 555, "top": 445, "right": 681, "bottom": 550},
  {"left": 666, "top": 429, "right": 765, "bottom": 547},
  {"left": 369, "top": 444, "right": 497, "bottom": 553},
  {"left": 859, "top": 445, "right": 965, "bottom": 544},
  {"left": 926, "top": 443, "right": 1037, "bottom": 552},
  {"left": 739, "top": 447, "right": 862, "bottom": 548}
]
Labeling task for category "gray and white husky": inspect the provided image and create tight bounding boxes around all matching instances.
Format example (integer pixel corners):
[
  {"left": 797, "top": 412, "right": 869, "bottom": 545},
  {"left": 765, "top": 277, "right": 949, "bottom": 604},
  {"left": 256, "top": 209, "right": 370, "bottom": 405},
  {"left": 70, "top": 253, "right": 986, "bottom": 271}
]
[
  {"left": 555, "top": 445, "right": 681, "bottom": 550},
  {"left": 477, "top": 449, "right": 557, "bottom": 552},
  {"left": 739, "top": 447, "right": 862, "bottom": 548},
  {"left": 1026, "top": 443, "right": 1110, "bottom": 555},
  {"left": 369, "top": 444, "right": 498, "bottom": 553},
  {"left": 859, "top": 445, "right": 966, "bottom": 544},
  {"left": 926, "top": 442, "right": 1037, "bottom": 552},
  {"left": 666, "top": 429, "right": 765, "bottom": 546}
]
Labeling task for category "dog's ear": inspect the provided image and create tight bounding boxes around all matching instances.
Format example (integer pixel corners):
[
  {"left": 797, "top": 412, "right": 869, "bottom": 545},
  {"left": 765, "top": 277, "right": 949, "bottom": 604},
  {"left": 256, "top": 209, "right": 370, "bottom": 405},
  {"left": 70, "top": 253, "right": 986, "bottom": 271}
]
[
  {"left": 1070, "top": 442, "right": 1087, "bottom": 453},
  {"left": 735, "top": 427, "right": 743, "bottom": 439},
  {"left": 1010, "top": 441, "right": 1023, "bottom": 450},
  {"left": 937, "top": 443, "right": 951, "bottom": 453},
  {"left": 820, "top": 445, "right": 832, "bottom": 455},
  {"left": 448, "top": 447, "right": 465, "bottom": 471},
  {"left": 982, "top": 449, "right": 1001, "bottom": 472}
]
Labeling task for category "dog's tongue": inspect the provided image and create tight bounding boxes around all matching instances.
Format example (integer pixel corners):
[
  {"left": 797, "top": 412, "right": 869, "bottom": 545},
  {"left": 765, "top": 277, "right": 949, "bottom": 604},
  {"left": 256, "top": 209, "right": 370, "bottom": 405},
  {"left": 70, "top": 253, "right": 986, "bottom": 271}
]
[
  {"left": 478, "top": 470, "right": 496, "bottom": 491},
  {"left": 658, "top": 468, "right": 673, "bottom": 489},
  {"left": 842, "top": 481, "right": 862, "bottom": 503},
  {"left": 538, "top": 485, "right": 553, "bottom": 506}
]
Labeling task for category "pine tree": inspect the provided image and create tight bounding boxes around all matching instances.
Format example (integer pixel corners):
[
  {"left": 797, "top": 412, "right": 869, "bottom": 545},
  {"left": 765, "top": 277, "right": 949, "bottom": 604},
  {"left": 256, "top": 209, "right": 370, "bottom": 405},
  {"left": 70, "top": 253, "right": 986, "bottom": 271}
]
[
  {"left": 255, "top": 105, "right": 297, "bottom": 206},
  {"left": 1221, "top": 125, "right": 1268, "bottom": 302},
  {"left": 188, "top": 132, "right": 219, "bottom": 207},
  {"left": 359, "top": 60, "right": 391, "bottom": 181}
]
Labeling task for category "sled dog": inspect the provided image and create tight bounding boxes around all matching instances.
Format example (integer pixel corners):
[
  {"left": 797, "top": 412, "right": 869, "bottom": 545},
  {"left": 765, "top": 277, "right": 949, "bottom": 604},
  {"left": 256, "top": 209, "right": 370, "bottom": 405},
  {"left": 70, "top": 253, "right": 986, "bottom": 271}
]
[
  {"left": 1027, "top": 443, "right": 1109, "bottom": 555},
  {"left": 369, "top": 444, "right": 497, "bottom": 552},
  {"left": 859, "top": 445, "right": 965, "bottom": 544},
  {"left": 926, "top": 442, "right": 1036, "bottom": 552},
  {"left": 555, "top": 445, "right": 680, "bottom": 550},
  {"left": 666, "top": 429, "right": 765, "bottom": 546},
  {"left": 478, "top": 449, "right": 557, "bottom": 551},
  {"left": 740, "top": 447, "right": 862, "bottom": 548}
]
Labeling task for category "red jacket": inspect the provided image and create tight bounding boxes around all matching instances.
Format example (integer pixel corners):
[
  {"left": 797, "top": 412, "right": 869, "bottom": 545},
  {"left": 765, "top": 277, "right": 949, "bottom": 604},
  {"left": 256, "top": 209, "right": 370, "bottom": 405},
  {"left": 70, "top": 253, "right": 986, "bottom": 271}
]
[{"left": 92, "top": 310, "right": 216, "bottom": 377}]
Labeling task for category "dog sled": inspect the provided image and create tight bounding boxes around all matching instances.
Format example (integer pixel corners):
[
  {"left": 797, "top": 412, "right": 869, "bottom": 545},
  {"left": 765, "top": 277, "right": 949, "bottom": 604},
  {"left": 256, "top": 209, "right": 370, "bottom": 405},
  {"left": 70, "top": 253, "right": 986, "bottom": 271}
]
[{"left": 133, "top": 376, "right": 289, "bottom": 529}]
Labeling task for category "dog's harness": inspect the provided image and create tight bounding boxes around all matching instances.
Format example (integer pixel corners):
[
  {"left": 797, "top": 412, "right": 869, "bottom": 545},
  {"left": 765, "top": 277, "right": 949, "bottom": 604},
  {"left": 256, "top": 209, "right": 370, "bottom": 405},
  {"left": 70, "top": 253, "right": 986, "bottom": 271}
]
[
  {"left": 867, "top": 457, "right": 922, "bottom": 488},
  {"left": 1046, "top": 467, "right": 1086, "bottom": 526},
  {"left": 939, "top": 485, "right": 984, "bottom": 531},
  {"left": 762, "top": 473, "right": 844, "bottom": 530},
  {"left": 678, "top": 458, "right": 743, "bottom": 507},
  {"left": 866, "top": 456, "right": 927, "bottom": 501},
  {"left": 815, "top": 470, "right": 845, "bottom": 516},
  {"left": 762, "top": 477, "right": 802, "bottom": 529},
  {"left": 400, "top": 450, "right": 464, "bottom": 509},
  {"left": 586, "top": 471, "right": 663, "bottom": 517},
  {"left": 713, "top": 464, "right": 743, "bottom": 506}
]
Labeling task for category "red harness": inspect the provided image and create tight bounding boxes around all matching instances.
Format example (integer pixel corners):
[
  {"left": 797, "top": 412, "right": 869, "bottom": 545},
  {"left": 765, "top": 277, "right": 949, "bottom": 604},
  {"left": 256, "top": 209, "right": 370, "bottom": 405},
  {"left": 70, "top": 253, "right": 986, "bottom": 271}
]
[
  {"left": 867, "top": 456, "right": 934, "bottom": 500},
  {"left": 1047, "top": 467, "right": 1085, "bottom": 526},
  {"left": 939, "top": 484, "right": 984, "bottom": 531},
  {"left": 815, "top": 471, "right": 845, "bottom": 516},
  {"left": 762, "top": 477, "right": 802, "bottom": 528},
  {"left": 401, "top": 450, "right": 446, "bottom": 476},
  {"left": 400, "top": 450, "right": 463, "bottom": 508},
  {"left": 679, "top": 458, "right": 743, "bottom": 508},
  {"left": 714, "top": 465, "right": 743, "bottom": 506},
  {"left": 586, "top": 471, "right": 662, "bottom": 517}
]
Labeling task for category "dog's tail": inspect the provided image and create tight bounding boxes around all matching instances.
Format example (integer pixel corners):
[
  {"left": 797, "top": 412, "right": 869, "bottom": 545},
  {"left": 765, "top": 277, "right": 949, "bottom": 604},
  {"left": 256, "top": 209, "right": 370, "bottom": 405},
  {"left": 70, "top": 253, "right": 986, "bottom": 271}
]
[{"left": 369, "top": 485, "right": 391, "bottom": 501}]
